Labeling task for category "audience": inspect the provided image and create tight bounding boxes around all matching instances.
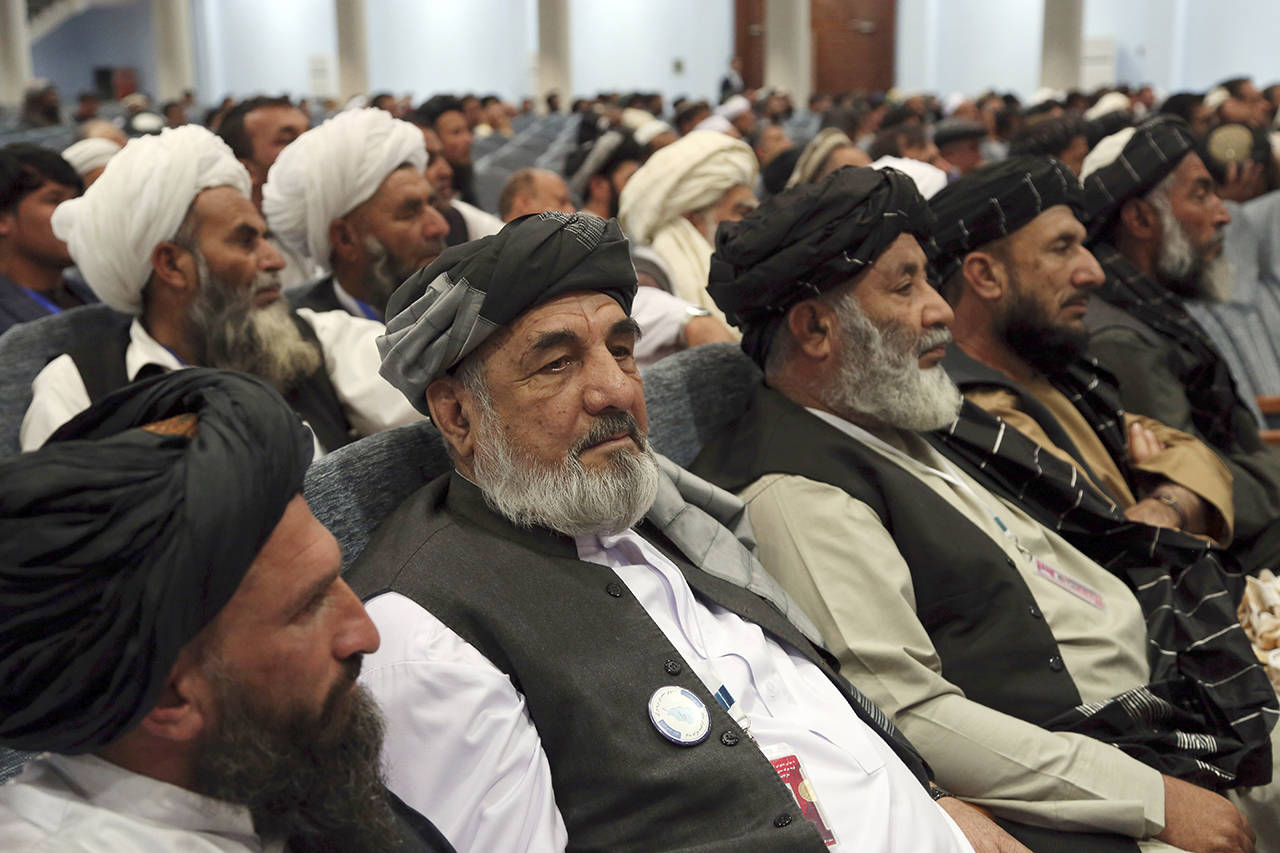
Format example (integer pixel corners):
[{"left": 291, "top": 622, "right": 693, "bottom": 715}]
[
  {"left": 497, "top": 167, "right": 575, "bottom": 221},
  {"left": 0, "top": 368, "right": 454, "bottom": 852},
  {"left": 415, "top": 96, "right": 476, "bottom": 206},
  {"left": 19, "top": 125, "right": 421, "bottom": 454},
  {"left": 264, "top": 108, "right": 448, "bottom": 320}
]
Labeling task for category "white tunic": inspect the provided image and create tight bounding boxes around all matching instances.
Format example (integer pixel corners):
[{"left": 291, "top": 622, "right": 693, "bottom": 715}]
[
  {"left": 360, "top": 527, "right": 974, "bottom": 853},
  {"left": 0, "top": 754, "right": 282, "bottom": 852}
]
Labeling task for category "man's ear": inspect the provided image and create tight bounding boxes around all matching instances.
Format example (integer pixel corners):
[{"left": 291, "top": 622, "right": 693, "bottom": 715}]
[
  {"left": 137, "top": 653, "right": 212, "bottom": 744},
  {"left": 1118, "top": 198, "right": 1159, "bottom": 242},
  {"left": 149, "top": 241, "right": 194, "bottom": 294},
  {"left": 785, "top": 298, "right": 837, "bottom": 360},
  {"left": 426, "top": 376, "right": 476, "bottom": 463},
  {"left": 328, "top": 217, "right": 363, "bottom": 265},
  {"left": 0, "top": 210, "right": 14, "bottom": 239},
  {"left": 960, "top": 250, "right": 1007, "bottom": 302}
]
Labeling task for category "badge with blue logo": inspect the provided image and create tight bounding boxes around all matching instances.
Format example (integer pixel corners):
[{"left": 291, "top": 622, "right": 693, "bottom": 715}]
[{"left": 648, "top": 685, "right": 711, "bottom": 746}]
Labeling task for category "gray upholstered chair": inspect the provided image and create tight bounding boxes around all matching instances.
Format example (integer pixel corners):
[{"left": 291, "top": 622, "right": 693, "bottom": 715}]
[
  {"left": 0, "top": 304, "right": 130, "bottom": 460},
  {"left": 302, "top": 341, "right": 760, "bottom": 571}
]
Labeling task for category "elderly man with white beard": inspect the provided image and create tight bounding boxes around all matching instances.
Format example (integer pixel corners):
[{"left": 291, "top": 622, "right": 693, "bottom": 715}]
[
  {"left": 343, "top": 211, "right": 1030, "bottom": 853},
  {"left": 691, "top": 166, "right": 1274, "bottom": 853},
  {"left": 1082, "top": 115, "right": 1280, "bottom": 574},
  {"left": 20, "top": 125, "right": 422, "bottom": 454},
  {"left": 265, "top": 108, "right": 449, "bottom": 322},
  {"left": 618, "top": 129, "right": 758, "bottom": 325}
]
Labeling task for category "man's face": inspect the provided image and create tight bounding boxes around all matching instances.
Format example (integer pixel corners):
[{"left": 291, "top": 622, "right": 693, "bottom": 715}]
[
  {"left": 242, "top": 106, "right": 309, "bottom": 185},
  {"left": 462, "top": 97, "right": 484, "bottom": 129},
  {"left": 693, "top": 183, "right": 758, "bottom": 242},
  {"left": 191, "top": 188, "right": 286, "bottom": 305},
  {"left": 421, "top": 127, "right": 455, "bottom": 203},
  {"left": 1189, "top": 102, "right": 1216, "bottom": 137},
  {"left": 821, "top": 233, "right": 961, "bottom": 430},
  {"left": 991, "top": 205, "right": 1105, "bottom": 373},
  {"left": 1056, "top": 135, "right": 1089, "bottom": 177},
  {"left": 940, "top": 138, "right": 984, "bottom": 175},
  {"left": 1147, "top": 154, "right": 1233, "bottom": 300},
  {"left": 190, "top": 495, "right": 392, "bottom": 851},
  {"left": 434, "top": 110, "right": 473, "bottom": 166},
  {"left": 1163, "top": 153, "right": 1230, "bottom": 264},
  {"left": 818, "top": 145, "right": 872, "bottom": 181},
  {"left": 0, "top": 178, "right": 77, "bottom": 269},
  {"left": 345, "top": 167, "right": 449, "bottom": 307},
  {"left": 509, "top": 171, "right": 576, "bottom": 221},
  {"left": 754, "top": 124, "right": 792, "bottom": 166},
  {"left": 1222, "top": 81, "right": 1270, "bottom": 128},
  {"left": 452, "top": 291, "right": 658, "bottom": 536}
]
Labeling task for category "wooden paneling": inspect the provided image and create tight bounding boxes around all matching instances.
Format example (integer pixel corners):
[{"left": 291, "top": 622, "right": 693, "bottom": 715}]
[
  {"left": 734, "top": 0, "right": 766, "bottom": 90},
  {"left": 811, "top": 0, "right": 896, "bottom": 94}
]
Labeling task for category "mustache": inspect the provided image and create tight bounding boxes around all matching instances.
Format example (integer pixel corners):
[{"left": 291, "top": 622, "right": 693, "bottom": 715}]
[
  {"left": 915, "top": 327, "right": 953, "bottom": 356},
  {"left": 572, "top": 412, "right": 644, "bottom": 456}
]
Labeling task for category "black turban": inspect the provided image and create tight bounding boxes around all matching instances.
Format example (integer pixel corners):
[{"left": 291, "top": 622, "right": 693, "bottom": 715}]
[
  {"left": 0, "top": 368, "right": 313, "bottom": 753},
  {"left": 1082, "top": 115, "right": 1196, "bottom": 242},
  {"left": 709, "top": 165, "right": 936, "bottom": 368},
  {"left": 930, "top": 155, "right": 1083, "bottom": 282},
  {"left": 379, "top": 211, "right": 638, "bottom": 413}
]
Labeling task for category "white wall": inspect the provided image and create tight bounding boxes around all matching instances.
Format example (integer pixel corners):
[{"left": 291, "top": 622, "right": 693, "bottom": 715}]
[
  {"left": 896, "top": 0, "right": 1043, "bottom": 98},
  {"left": 366, "top": 0, "right": 533, "bottom": 100},
  {"left": 569, "top": 0, "right": 732, "bottom": 103},
  {"left": 1177, "top": 0, "right": 1280, "bottom": 92},
  {"left": 1082, "top": 0, "right": 1182, "bottom": 93},
  {"left": 32, "top": 1, "right": 156, "bottom": 99},
  {"left": 192, "top": 0, "right": 336, "bottom": 100}
]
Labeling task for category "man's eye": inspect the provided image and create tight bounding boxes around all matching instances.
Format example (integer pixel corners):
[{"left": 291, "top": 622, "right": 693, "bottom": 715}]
[
  {"left": 611, "top": 345, "right": 634, "bottom": 359},
  {"left": 542, "top": 357, "right": 572, "bottom": 373}
]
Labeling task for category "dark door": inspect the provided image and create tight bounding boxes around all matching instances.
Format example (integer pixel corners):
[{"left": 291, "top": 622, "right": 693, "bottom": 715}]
[{"left": 811, "top": 0, "right": 897, "bottom": 93}]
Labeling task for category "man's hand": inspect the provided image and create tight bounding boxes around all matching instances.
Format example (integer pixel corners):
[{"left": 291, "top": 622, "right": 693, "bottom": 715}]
[
  {"left": 1155, "top": 774, "right": 1255, "bottom": 853},
  {"left": 1217, "top": 160, "right": 1265, "bottom": 204},
  {"left": 682, "top": 315, "right": 736, "bottom": 348},
  {"left": 936, "top": 796, "right": 1032, "bottom": 853},
  {"left": 1129, "top": 421, "right": 1166, "bottom": 465},
  {"left": 1125, "top": 497, "right": 1183, "bottom": 529}
]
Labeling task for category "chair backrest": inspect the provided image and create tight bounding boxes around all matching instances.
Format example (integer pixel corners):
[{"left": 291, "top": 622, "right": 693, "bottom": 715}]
[
  {"left": 0, "top": 304, "right": 130, "bottom": 460},
  {"left": 0, "top": 748, "right": 33, "bottom": 784},
  {"left": 642, "top": 342, "right": 760, "bottom": 466}
]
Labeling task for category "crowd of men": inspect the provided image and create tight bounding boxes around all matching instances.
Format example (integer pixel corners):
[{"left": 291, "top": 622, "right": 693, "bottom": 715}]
[{"left": 4, "top": 71, "right": 1280, "bottom": 852}]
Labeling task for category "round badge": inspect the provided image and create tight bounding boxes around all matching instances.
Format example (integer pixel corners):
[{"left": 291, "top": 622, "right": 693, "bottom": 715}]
[{"left": 648, "top": 685, "right": 711, "bottom": 746}]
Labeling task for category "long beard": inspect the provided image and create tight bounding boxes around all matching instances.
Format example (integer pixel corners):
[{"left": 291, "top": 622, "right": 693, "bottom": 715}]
[
  {"left": 996, "top": 272, "right": 1089, "bottom": 377},
  {"left": 190, "top": 662, "right": 402, "bottom": 853},
  {"left": 823, "top": 294, "right": 962, "bottom": 432},
  {"left": 1153, "top": 195, "right": 1235, "bottom": 302},
  {"left": 471, "top": 407, "right": 661, "bottom": 537},
  {"left": 184, "top": 254, "right": 322, "bottom": 392},
  {"left": 360, "top": 234, "right": 442, "bottom": 316}
]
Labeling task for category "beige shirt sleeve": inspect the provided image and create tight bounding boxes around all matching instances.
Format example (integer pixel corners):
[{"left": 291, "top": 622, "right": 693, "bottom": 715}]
[
  {"left": 1125, "top": 413, "right": 1235, "bottom": 545},
  {"left": 739, "top": 472, "right": 1167, "bottom": 839}
]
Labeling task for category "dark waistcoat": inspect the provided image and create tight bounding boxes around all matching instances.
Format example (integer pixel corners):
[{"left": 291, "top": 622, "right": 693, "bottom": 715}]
[
  {"left": 690, "top": 383, "right": 1084, "bottom": 725},
  {"left": 346, "top": 471, "right": 933, "bottom": 853},
  {"left": 62, "top": 310, "right": 355, "bottom": 452},
  {"left": 286, "top": 275, "right": 346, "bottom": 315}
]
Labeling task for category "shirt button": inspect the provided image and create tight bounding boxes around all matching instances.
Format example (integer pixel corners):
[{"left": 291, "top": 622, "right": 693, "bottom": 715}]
[
  {"left": 774, "top": 813, "right": 793, "bottom": 828},
  {"left": 720, "top": 731, "right": 740, "bottom": 746},
  {"left": 1048, "top": 655, "right": 1064, "bottom": 672},
  {"left": 664, "top": 659, "right": 682, "bottom": 676},
  {"left": 1028, "top": 604, "right": 1043, "bottom": 619},
  {"left": 605, "top": 582, "right": 623, "bottom": 598}
]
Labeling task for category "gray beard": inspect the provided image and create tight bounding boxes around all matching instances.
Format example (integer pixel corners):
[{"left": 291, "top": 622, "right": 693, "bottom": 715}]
[
  {"left": 822, "top": 292, "right": 963, "bottom": 432},
  {"left": 470, "top": 407, "right": 661, "bottom": 537},
  {"left": 360, "top": 235, "right": 410, "bottom": 316},
  {"left": 1153, "top": 195, "right": 1236, "bottom": 302},
  {"left": 185, "top": 253, "right": 322, "bottom": 392}
]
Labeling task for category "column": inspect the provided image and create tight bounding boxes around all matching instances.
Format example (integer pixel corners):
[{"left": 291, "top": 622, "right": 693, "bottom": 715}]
[
  {"left": 535, "top": 0, "right": 570, "bottom": 112},
  {"left": 152, "top": 0, "right": 196, "bottom": 102},
  {"left": 335, "top": 0, "right": 369, "bottom": 100},
  {"left": 0, "top": 0, "right": 33, "bottom": 108},
  {"left": 1039, "top": 0, "right": 1084, "bottom": 92},
  {"left": 763, "top": 0, "right": 810, "bottom": 108}
]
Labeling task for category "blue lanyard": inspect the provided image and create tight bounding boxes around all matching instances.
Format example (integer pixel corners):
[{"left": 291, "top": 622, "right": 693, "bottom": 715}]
[
  {"left": 353, "top": 298, "right": 381, "bottom": 321},
  {"left": 25, "top": 288, "right": 62, "bottom": 315},
  {"left": 159, "top": 344, "right": 188, "bottom": 367}
]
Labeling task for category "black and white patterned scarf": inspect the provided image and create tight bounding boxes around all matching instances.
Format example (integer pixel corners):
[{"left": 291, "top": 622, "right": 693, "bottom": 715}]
[{"left": 930, "top": 399, "right": 1277, "bottom": 789}]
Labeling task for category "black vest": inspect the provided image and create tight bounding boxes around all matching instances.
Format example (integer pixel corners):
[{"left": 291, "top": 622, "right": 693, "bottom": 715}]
[
  {"left": 63, "top": 311, "right": 356, "bottom": 453},
  {"left": 287, "top": 275, "right": 346, "bottom": 315},
  {"left": 347, "top": 472, "right": 931, "bottom": 853},
  {"left": 691, "top": 383, "right": 1084, "bottom": 725}
]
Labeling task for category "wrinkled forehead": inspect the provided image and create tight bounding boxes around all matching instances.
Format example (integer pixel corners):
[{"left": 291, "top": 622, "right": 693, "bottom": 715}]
[
  {"left": 192, "top": 185, "right": 264, "bottom": 233},
  {"left": 481, "top": 291, "right": 632, "bottom": 366}
]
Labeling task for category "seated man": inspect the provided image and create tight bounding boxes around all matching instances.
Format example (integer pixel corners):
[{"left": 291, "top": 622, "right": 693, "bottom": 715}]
[
  {"left": 692, "top": 166, "right": 1277, "bottom": 852},
  {"left": 0, "top": 368, "right": 452, "bottom": 852},
  {"left": 931, "top": 156, "right": 1236, "bottom": 551},
  {"left": 0, "top": 144, "right": 94, "bottom": 334},
  {"left": 351, "top": 212, "right": 1013, "bottom": 852},
  {"left": 497, "top": 167, "right": 576, "bottom": 221},
  {"left": 265, "top": 107, "right": 449, "bottom": 320},
  {"left": 21, "top": 125, "right": 421, "bottom": 454},
  {"left": 618, "top": 129, "right": 758, "bottom": 324},
  {"left": 1082, "top": 115, "right": 1280, "bottom": 571},
  {"left": 417, "top": 125, "right": 502, "bottom": 247}
]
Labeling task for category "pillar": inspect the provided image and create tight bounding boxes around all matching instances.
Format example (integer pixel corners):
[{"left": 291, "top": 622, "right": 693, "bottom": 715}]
[
  {"left": 0, "top": 0, "right": 33, "bottom": 108},
  {"left": 1040, "top": 0, "right": 1084, "bottom": 93},
  {"left": 152, "top": 0, "right": 195, "bottom": 102},
  {"left": 535, "top": 0, "right": 570, "bottom": 111},
  {"left": 335, "top": 0, "right": 369, "bottom": 101}
]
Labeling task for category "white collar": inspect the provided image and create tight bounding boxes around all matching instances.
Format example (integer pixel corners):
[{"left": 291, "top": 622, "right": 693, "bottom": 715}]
[{"left": 125, "top": 318, "right": 185, "bottom": 381}]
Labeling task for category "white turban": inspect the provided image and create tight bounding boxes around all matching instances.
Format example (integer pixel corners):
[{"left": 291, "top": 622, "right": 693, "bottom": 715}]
[
  {"left": 618, "top": 130, "right": 757, "bottom": 319},
  {"left": 262, "top": 107, "right": 427, "bottom": 271},
  {"left": 61, "top": 138, "right": 121, "bottom": 179},
  {"left": 1085, "top": 91, "right": 1132, "bottom": 121},
  {"left": 715, "top": 95, "right": 751, "bottom": 120},
  {"left": 634, "top": 119, "right": 674, "bottom": 148},
  {"left": 870, "top": 155, "right": 948, "bottom": 200},
  {"left": 50, "top": 126, "right": 250, "bottom": 315}
]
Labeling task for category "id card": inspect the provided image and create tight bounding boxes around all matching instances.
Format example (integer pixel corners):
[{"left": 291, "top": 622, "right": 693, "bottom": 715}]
[
  {"left": 1036, "top": 559, "right": 1105, "bottom": 609},
  {"left": 762, "top": 743, "right": 837, "bottom": 846}
]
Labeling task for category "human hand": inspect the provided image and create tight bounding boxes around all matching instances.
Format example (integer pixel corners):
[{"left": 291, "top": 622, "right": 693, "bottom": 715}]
[
  {"left": 682, "top": 315, "right": 736, "bottom": 348},
  {"left": 1217, "top": 160, "right": 1265, "bottom": 204},
  {"left": 936, "top": 796, "right": 1032, "bottom": 853},
  {"left": 1125, "top": 497, "right": 1182, "bottom": 529},
  {"left": 1128, "top": 421, "right": 1166, "bottom": 465},
  {"left": 1155, "top": 774, "right": 1254, "bottom": 853}
]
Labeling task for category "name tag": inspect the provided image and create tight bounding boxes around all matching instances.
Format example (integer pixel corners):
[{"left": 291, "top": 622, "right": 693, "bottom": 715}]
[
  {"left": 1036, "top": 559, "right": 1105, "bottom": 609},
  {"left": 763, "top": 743, "right": 838, "bottom": 847}
]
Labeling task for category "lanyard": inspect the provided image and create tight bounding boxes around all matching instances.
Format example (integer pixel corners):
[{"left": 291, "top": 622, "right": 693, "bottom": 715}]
[
  {"left": 352, "top": 297, "right": 381, "bottom": 321},
  {"left": 25, "top": 288, "right": 62, "bottom": 315}
]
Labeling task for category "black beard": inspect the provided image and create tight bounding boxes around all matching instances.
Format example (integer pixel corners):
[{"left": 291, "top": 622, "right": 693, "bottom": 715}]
[
  {"left": 997, "top": 281, "right": 1088, "bottom": 377},
  {"left": 190, "top": 664, "right": 404, "bottom": 853}
]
